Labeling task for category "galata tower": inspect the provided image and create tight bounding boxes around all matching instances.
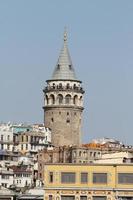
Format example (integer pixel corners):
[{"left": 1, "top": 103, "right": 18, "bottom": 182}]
[{"left": 43, "top": 30, "right": 84, "bottom": 147}]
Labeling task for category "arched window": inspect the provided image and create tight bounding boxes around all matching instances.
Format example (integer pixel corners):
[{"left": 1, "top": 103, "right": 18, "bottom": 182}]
[
  {"left": 57, "top": 94, "right": 63, "bottom": 104},
  {"left": 65, "top": 94, "right": 71, "bottom": 104},
  {"left": 45, "top": 95, "right": 49, "bottom": 105},
  {"left": 80, "top": 96, "right": 83, "bottom": 106},
  {"left": 79, "top": 151, "right": 82, "bottom": 157},
  {"left": 49, "top": 94, "right": 55, "bottom": 105},
  {"left": 73, "top": 95, "right": 78, "bottom": 105}
]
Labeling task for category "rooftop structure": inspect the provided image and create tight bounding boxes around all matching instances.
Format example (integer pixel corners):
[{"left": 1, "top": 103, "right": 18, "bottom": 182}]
[{"left": 51, "top": 30, "right": 77, "bottom": 81}]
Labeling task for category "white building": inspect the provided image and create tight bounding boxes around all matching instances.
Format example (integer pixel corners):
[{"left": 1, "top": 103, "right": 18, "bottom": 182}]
[
  {"left": 94, "top": 151, "right": 133, "bottom": 164},
  {"left": 32, "top": 124, "right": 51, "bottom": 143},
  {"left": 0, "top": 167, "right": 13, "bottom": 188},
  {"left": 0, "top": 123, "right": 14, "bottom": 152},
  {"left": 12, "top": 165, "right": 33, "bottom": 188}
]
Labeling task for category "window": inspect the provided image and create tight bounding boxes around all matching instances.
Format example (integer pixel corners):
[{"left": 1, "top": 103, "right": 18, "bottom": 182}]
[
  {"left": 61, "top": 172, "right": 75, "bottom": 183},
  {"left": 73, "top": 95, "right": 78, "bottom": 105},
  {"left": 7, "top": 144, "right": 10, "bottom": 150},
  {"left": 1, "top": 135, "right": 3, "bottom": 141},
  {"left": 118, "top": 173, "right": 133, "bottom": 184},
  {"left": 94, "top": 152, "right": 96, "bottom": 157},
  {"left": 59, "top": 83, "right": 62, "bottom": 88},
  {"left": 50, "top": 94, "right": 55, "bottom": 104},
  {"left": 79, "top": 151, "right": 82, "bottom": 156},
  {"left": 90, "top": 152, "right": 93, "bottom": 157},
  {"left": 61, "top": 196, "right": 75, "bottom": 200},
  {"left": 93, "top": 197, "right": 107, "bottom": 200},
  {"left": 49, "top": 195, "right": 53, "bottom": 200},
  {"left": 80, "top": 196, "right": 87, "bottom": 200},
  {"left": 7, "top": 135, "right": 10, "bottom": 140},
  {"left": 65, "top": 95, "right": 71, "bottom": 104},
  {"left": 2, "top": 175, "right": 9, "bottom": 179},
  {"left": 49, "top": 172, "right": 53, "bottom": 183},
  {"left": 69, "top": 65, "right": 72, "bottom": 69},
  {"left": 81, "top": 173, "right": 88, "bottom": 183},
  {"left": 40, "top": 173, "right": 42, "bottom": 178},
  {"left": 58, "top": 94, "right": 63, "bottom": 104},
  {"left": 66, "top": 119, "right": 70, "bottom": 123},
  {"left": 26, "top": 144, "right": 28, "bottom": 150},
  {"left": 93, "top": 173, "right": 107, "bottom": 184},
  {"left": 1, "top": 144, "right": 3, "bottom": 150}
]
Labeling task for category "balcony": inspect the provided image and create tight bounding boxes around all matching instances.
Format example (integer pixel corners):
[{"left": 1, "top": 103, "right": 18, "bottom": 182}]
[{"left": 43, "top": 85, "right": 84, "bottom": 94}]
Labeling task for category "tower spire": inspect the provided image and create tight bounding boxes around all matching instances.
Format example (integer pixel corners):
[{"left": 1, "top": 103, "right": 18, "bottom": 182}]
[
  {"left": 63, "top": 27, "right": 67, "bottom": 42},
  {"left": 51, "top": 29, "right": 77, "bottom": 80}
]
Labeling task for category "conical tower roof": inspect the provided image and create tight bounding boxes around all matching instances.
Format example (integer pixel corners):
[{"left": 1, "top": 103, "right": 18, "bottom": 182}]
[{"left": 51, "top": 30, "right": 77, "bottom": 80}]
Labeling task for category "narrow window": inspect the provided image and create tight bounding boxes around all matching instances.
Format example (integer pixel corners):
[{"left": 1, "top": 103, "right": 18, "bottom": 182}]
[
  {"left": 26, "top": 144, "right": 28, "bottom": 150},
  {"left": 1, "top": 135, "right": 3, "bottom": 141},
  {"left": 49, "top": 195, "right": 53, "bottom": 200},
  {"left": 49, "top": 172, "right": 53, "bottom": 183}
]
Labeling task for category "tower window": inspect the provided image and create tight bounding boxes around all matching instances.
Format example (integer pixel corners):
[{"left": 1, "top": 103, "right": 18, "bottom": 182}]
[
  {"left": 67, "top": 112, "right": 69, "bottom": 116},
  {"left": 59, "top": 83, "right": 62, "bottom": 89},
  {"left": 51, "top": 118, "right": 54, "bottom": 122},
  {"left": 65, "top": 94, "right": 71, "bottom": 104},
  {"left": 59, "top": 112, "right": 61, "bottom": 115},
  {"left": 69, "top": 65, "right": 72, "bottom": 69},
  {"left": 66, "top": 83, "right": 70, "bottom": 89},
  {"left": 57, "top": 94, "right": 63, "bottom": 104},
  {"left": 66, "top": 119, "right": 70, "bottom": 123},
  {"left": 57, "top": 64, "right": 60, "bottom": 69}
]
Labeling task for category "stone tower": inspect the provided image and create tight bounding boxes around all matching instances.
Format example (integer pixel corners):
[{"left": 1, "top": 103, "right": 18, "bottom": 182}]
[{"left": 43, "top": 30, "right": 84, "bottom": 147}]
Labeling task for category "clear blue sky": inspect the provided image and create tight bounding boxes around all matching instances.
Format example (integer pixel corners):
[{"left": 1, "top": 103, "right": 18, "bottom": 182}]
[{"left": 0, "top": 1, "right": 133, "bottom": 144}]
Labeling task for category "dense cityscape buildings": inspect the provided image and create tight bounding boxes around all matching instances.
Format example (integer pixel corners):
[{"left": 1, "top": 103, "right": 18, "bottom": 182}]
[{"left": 0, "top": 31, "right": 133, "bottom": 200}]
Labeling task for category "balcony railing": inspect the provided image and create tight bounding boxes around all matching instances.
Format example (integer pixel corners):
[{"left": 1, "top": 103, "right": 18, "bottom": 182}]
[{"left": 44, "top": 86, "right": 84, "bottom": 94}]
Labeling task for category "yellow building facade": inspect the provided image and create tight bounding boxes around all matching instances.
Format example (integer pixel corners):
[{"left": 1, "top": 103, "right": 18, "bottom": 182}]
[{"left": 44, "top": 164, "right": 133, "bottom": 200}]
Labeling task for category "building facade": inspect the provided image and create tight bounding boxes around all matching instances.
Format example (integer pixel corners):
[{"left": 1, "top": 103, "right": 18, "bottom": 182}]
[
  {"left": 38, "top": 146, "right": 102, "bottom": 184},
  {"left": 0, "top": 123, "right": 14, "bottom": 152},
  {"left": 43, "top": 31, "right": 84, "bottom": 147},
  {"left": 44, "top": 163, "right": 133, "bottom": 200}
]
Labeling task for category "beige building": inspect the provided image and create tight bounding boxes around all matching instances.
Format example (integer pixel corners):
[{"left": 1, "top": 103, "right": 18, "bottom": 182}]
[
  {"left": 44, "top": 163, "right": 133, "bottom": 200},
  {"left": 43, "top": 30, "right": 84, "bottom": 147}
]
